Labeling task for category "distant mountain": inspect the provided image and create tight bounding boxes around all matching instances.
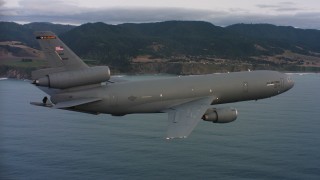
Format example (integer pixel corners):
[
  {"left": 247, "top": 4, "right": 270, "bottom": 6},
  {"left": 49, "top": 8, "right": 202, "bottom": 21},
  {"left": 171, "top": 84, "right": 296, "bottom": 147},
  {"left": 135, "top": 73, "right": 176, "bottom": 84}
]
[
  {"left": 117, "top": 21, "right": 255, "bottom": 57},
  {"left": 119, "top": 21, "right": 225, "bottom": 38},
  {"left": 0, "top": 22, "right": 33, "bottom": 46},
  {"left": 58, "top": 21, "right": 320, "bottom": 66},
  {"left": 1, "top": 21, "right": 320, "bottom": 71},
  {"left": 226, "top": 23, "right": 320, "bottom": 53},
  {"left": 59, "top": 21, "right": 261, "bottom": 66},
  {"left": 0, "top": 22, "right": 75, "bottom": 48},
  {"left": 24, "top": 22, "right": 75, "bottom": 35}
]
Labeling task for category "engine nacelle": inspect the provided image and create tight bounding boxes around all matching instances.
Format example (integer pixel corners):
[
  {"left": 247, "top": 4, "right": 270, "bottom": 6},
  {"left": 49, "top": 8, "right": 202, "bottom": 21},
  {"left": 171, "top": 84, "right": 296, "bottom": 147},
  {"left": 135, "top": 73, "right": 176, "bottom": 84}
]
[
  {"left": 202, "top": 107, "right": 238, "bottom": 123},
  {"left": 34, "top": 66, "right": 110, "bottom": 89}
]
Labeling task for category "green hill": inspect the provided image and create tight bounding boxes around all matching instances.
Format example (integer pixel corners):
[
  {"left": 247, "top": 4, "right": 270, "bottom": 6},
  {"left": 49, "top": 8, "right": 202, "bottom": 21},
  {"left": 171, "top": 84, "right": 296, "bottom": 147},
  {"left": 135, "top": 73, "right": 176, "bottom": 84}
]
[
  {"left": 1, "top": 21, "right": 320, "bottom": 73},
  {"left": 0, "top": 22, "right": 75, "bottom": 48},
  {"left": 59, "top": 21, "right": 261, "bottom": 63},
  {"left": 226, "top": 23, "right": 320, "bottom": 54}
]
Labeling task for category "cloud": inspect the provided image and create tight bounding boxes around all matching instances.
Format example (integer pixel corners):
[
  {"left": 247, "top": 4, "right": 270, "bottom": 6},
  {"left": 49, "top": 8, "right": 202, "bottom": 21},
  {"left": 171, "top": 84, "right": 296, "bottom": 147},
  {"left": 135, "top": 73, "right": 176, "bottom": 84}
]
[
  {"left": 256, "top": 2, "right": 303, "bottom": 12},
  {"left": 78, "top": 8, "right": 226, "bottom": 24},
  {"left": 278, "top": 1, "right": 296, "bottom": 5},
  {"left": 0, "top": 0, "right": 8, "bottom": 16},
  {"left": 18, "top": 0, "right": 84, "bottom": 15},
  {"left": 0, "top": 0, "right": 5, "bottom": 7},
  {"left": 1, "top": 7, "right": 227, "bottom": 24},
  {"left": 256, "top": 4, "right": 279, "bottom": 9},
  {"left": 1, "top": 2, "right": 320, "bottom": 29},
  {"left": 276, "top": 7, "right": 301, "bottom": 11}
]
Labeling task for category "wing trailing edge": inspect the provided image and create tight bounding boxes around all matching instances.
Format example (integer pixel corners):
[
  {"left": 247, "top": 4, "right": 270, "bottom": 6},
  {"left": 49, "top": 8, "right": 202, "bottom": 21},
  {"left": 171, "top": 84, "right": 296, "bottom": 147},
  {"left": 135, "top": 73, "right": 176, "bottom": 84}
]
[
  {"left": 165, "top": 97, "right": 213, "bottom": 139},
  {"left": 31, "top": 97, "right": 102, "bottom": 109}
]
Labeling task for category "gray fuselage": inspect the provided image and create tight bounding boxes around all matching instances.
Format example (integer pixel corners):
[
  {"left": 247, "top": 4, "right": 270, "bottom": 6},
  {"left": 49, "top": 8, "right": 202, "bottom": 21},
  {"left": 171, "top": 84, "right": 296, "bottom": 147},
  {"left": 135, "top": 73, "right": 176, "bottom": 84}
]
[{"left": 50, "top": 70, "right": 294, "bottom": 115}]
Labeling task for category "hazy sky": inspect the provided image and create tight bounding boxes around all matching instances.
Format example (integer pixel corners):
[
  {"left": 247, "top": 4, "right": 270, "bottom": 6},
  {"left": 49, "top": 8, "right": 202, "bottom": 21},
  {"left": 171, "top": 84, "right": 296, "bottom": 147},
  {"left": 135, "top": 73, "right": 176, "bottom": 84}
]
[{"left": 1, "top": 0, "right": 320, "bottom": 29}]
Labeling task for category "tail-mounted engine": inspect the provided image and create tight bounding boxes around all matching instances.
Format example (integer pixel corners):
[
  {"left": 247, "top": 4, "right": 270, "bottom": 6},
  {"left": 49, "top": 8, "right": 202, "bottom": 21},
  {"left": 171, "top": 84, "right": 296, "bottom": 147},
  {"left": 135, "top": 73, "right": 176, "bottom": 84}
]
[
  {"left": 202, "top": 107, "right": 238, "bottom": 123},
  {"left": 33, "top": 66, "right": 110, "bottom": 89}
]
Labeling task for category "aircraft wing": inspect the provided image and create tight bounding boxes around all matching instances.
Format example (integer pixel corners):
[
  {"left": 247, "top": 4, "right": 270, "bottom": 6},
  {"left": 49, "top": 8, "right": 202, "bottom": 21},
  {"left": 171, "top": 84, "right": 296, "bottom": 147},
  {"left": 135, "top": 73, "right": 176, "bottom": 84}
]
[
  {"left": 165, "top": 97, "right": 213, "bottom": 139},
  {"left": 53, "top": 98, "right": 102, "bottom": 109}
]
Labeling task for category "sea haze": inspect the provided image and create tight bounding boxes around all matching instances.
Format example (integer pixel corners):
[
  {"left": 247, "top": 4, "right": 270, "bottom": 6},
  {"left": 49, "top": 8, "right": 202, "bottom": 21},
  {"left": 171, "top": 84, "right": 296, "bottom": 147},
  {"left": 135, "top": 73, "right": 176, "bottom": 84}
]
[{"left": 1, "top": 73, "right": 320, "bottom": 179}]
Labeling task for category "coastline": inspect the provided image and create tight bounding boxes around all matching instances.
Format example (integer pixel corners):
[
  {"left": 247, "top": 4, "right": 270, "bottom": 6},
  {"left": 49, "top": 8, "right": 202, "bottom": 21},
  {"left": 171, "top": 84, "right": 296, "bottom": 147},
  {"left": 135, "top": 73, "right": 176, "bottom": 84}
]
[{"left": 1, "top": 63, "right": 319, "bottom": 80}]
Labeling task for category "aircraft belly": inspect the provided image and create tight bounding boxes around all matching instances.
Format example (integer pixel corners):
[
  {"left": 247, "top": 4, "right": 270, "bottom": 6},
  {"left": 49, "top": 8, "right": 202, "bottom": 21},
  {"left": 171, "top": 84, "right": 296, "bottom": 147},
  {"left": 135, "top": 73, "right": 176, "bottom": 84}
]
[{"left": 119, "top": 98, "right": 202, "bottom": 114}]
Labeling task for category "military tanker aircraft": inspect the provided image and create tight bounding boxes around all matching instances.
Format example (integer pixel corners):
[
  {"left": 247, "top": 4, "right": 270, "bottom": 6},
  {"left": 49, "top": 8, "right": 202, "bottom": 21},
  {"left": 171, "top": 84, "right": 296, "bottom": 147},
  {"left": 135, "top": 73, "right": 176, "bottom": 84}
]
[{"left": 31, "top": 31, "right": 294, "bottom": 139}]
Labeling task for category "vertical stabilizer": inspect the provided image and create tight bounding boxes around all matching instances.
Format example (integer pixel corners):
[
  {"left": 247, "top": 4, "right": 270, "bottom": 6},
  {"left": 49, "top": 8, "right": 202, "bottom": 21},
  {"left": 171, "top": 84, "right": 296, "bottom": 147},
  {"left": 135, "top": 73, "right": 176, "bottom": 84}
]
[{"left": 34, "top": 31, "right": 88, "bottom": 70}]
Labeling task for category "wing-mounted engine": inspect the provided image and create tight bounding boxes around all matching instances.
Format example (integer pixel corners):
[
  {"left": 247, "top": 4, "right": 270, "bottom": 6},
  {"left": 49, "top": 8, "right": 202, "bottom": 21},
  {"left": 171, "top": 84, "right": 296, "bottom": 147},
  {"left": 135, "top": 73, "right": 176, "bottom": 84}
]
[
  {"left": 202, "top": 107, "right": 238, "bottom": 123},
  {"left": 33, "top": 66, "right": 111, "bottom": 89}
]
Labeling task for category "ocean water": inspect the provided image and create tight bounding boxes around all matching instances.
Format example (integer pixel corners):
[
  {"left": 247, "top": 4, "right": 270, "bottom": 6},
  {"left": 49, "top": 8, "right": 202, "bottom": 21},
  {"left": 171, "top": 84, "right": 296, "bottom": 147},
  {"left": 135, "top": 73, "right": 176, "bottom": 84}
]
[{"left": 1, "top": 73, "right": 320, "bottom": 180}]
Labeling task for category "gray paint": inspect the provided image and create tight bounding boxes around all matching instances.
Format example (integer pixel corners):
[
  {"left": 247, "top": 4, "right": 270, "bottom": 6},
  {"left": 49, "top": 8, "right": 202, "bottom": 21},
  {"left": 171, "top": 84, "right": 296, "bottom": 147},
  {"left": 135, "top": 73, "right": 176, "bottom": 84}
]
[
  {"left": 31, "top": 31, "right": 294, "bottom": 138},
  {"left": 57, "top": 71, "right": 293, "bottom": 115}
]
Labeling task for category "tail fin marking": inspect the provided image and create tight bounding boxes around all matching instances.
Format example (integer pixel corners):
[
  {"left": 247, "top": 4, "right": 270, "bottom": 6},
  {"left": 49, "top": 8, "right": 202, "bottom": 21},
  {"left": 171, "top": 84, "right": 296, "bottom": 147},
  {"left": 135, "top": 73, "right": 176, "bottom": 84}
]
[{"left": 34, "top": 31, "right": 88, "bottom": 70}]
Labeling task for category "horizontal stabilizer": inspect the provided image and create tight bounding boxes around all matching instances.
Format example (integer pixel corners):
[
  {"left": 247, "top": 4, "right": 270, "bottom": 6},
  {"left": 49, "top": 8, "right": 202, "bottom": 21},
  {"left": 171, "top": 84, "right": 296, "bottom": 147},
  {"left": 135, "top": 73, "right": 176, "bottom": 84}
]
[
  {"left": 31, "top": 97, "right": 102, "bottom": 109},
  {"left": 53, "top": 98, "right": 102, "bottom": 109}
]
